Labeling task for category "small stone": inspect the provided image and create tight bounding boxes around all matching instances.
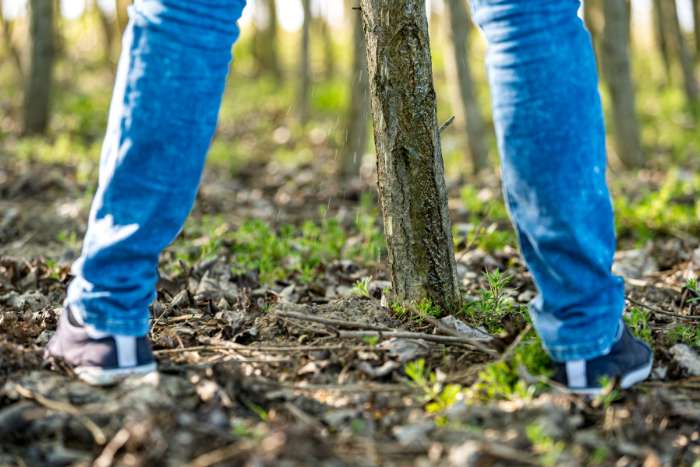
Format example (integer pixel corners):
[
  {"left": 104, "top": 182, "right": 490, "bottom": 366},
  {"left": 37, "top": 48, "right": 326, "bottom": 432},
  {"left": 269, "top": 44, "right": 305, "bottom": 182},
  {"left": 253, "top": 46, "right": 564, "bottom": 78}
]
[
  {"left": 171, "top": 289, "right": 189, "bottom": 308},
  {"left": 392, "top": 421, "right": 434, "bottom": 446},
  {"left": 671, "top": 344, "right": 700, "bottom": 376},
  {"left": 448, "top": 440, "right": 492, "bottom": 466},
  {"left": 613, "top": 245, "right": 658, "bottom": 280},
  {"left": 369, "top": 280, "right": 391, "bottom": 298},
  {"left": 440, "top": 315, "right": 492, "bottom": 341},
  {"left": 517, "top": 290, "right": 536, "bottom": 303}
]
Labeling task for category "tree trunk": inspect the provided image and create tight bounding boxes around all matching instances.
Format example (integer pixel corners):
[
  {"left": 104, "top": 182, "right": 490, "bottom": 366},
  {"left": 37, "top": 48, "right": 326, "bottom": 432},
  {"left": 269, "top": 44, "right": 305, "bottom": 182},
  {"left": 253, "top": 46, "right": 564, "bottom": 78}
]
[
  {"left": 360, "top": 0, "right": 461, "bottom": 312},
  {"left": 600, "top": 0, "right": 644, "bottom": 168},
  {"left": 340, "top": 4, "right": 369, "bottom": 178},
  {"left": 116, "top": 0, "right": 130, "bottom": 34},
  {"left": 93, "top": 0, "right": 115, "bottom": 63},
  {"left": 443, "top": 0, "right": 489, "bottom": 175},
  {"left": 297, "top": 0, "right": 312, "bottom": 124},
  {"left": 316, "top": 14, "right": 336, "bottom": 81},
  {"left": 266, "top": 0, "right": 282, "bottom": 82},
  {"left": 252, "top": 0, "right": 282, "bottom": 82},
  {"left": 652, "top": 0, "right": 672, "bottom": 83},
  {"left": 0, "top": 1, "right": 23, "bottom": 78},
  {"left": 23, "top": 0, "right": 55, "bottom": 135},
  {"left": 665, "top": 0, "right": 699, "bottom": 104},
  {"left": 584, "top": 0, "right": 603, "bottom": 53},
  {"left": 693, "top": 0, "right": 700, "bottom": 59}
]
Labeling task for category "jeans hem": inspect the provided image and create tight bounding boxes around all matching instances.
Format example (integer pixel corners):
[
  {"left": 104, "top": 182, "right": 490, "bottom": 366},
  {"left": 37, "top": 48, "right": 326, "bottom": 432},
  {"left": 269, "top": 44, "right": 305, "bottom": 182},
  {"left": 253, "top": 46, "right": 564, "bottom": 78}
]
[
  {"left": 543, "top": 324, "right": 620, "bottom": 362},
  {"left": 66, "top": 299, "right": 151, "bottom": 337}
]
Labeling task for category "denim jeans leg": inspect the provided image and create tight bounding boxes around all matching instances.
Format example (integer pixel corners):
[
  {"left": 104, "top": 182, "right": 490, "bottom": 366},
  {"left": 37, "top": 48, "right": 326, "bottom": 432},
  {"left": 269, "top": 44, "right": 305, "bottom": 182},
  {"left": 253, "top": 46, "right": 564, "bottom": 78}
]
[
  {"left": 66, "top": 0, "right": 248, "bottom": 336},
  {"left": 470, "top": 0, "right": 625, "bottom": 361}
]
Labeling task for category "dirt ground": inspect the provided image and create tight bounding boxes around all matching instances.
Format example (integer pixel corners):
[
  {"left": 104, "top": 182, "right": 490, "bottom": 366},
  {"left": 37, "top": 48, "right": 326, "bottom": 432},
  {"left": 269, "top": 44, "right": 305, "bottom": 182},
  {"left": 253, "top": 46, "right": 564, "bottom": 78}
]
[{"left": 2, "top": 155, "right": 700, "bottom": 467}]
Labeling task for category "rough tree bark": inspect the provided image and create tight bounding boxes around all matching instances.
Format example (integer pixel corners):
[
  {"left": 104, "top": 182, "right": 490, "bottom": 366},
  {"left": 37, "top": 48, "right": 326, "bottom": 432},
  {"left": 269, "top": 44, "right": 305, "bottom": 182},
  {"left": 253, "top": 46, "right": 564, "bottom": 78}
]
[
  {"left": 297, "top": 0, "right": 312, "bottom": 124},
  {"left": 0, "top": 0, "right": 23, "bottom": 78},
  {"left": 443, "top": 0, "right": 489, "bottom": 174},
  {"left": 665, "top": 0, "right": 699, "bottom": 104},
  {"left": 24, "top": 0, "right": 55, "bottom": 135},
  {"left": 360, "top": 0, "right": 461, "bottom": 312},
  {"left": 340, "top": 4, "right": 369, "bottom": 178},
  {"left": 600, "top": 0, "right": 644, "bottom": 168}
]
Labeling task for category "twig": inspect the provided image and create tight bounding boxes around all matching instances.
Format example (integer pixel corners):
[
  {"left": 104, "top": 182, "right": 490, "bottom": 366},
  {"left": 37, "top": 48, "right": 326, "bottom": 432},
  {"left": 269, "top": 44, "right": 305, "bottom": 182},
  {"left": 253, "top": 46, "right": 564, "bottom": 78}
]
[
  {"left": 336, "top": 330, "right": 498, "bottom": 355},
  {"left": 284, "top": 402, "right": 326, "bottom": 433},
  {"left": 275, "top": 310, "right": 497, "bottom": 355},
  {"left": 184, "top": 441, "right": 252, "bottom": 467},
  {"left": 439, "top": 115, "right": 456, "bottom": 133},
  {"left": 15, "top": 384, "right": 106, "bottom": 445},
  {"left": 627, "top": 297, "right": 700, "bottom": 321},
  {"left": 498, "top": 324, "right": 532, "bottom": 363},
  {"left": 275, "top": 309, "right": 393, "bottom": 331},
  {"left": 279, "top": 382, "right": 414, "bottom": 393},
  {"left": 92, "top": 427, "right": 131, "bottom": 467},
  {"left": 154, "top": 343, "right": 389, "bottom": 355}
]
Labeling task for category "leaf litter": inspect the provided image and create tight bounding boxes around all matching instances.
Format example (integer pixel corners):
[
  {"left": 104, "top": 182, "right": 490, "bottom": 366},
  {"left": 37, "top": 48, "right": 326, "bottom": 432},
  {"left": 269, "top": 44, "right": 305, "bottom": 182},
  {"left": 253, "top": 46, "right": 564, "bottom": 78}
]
[{"left": 1, "top": 157, "right": 700, "bottom": 466}]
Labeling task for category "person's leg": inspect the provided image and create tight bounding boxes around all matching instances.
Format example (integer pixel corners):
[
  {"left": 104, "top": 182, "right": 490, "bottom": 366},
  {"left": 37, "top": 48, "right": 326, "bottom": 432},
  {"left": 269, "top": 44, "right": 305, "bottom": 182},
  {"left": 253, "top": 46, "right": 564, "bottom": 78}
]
[
  {"left": 469, "top": 0, "right": 624, "bottom": 361},
  {"left": 65, "top": 0, "right": 247, "bottom": 336}
]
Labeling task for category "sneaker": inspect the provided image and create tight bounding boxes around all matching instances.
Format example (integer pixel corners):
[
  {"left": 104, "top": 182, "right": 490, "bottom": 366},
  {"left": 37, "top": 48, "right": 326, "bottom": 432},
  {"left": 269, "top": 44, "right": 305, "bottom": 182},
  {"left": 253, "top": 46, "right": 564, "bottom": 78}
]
[
  {"left": 44, "top": 307, "right": 157, "bottom": 386},
  {"left": 552, "top": 323, "right": 653, "bottom": 395}
]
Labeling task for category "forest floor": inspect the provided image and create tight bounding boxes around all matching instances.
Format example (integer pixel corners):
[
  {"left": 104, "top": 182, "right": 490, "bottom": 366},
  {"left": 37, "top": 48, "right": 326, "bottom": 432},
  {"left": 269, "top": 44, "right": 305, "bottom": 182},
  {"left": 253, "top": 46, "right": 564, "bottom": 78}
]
[{"left": 1, "top": 149, "right": 700, "bottom": 467}]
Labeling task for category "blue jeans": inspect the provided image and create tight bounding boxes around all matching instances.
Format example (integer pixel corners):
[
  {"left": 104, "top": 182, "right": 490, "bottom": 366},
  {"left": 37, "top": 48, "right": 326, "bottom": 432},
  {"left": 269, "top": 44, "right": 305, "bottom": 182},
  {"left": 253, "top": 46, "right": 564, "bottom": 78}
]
[{"left": 67, "top": 0, "right": 623, "bottom": 362}]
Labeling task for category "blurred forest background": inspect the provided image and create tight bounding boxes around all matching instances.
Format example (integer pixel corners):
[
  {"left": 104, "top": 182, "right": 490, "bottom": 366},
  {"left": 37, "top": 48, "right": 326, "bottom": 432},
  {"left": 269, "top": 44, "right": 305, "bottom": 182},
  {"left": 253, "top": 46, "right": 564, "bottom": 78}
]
[{"left": 2, "top": 0, "right": 699, "bottom": 175}]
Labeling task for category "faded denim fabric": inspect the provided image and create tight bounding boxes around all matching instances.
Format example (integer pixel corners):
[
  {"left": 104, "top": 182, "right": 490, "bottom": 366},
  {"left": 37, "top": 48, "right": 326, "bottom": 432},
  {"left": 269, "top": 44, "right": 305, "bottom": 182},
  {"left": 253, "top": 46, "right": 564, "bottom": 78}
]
[
  {"left": 68, "top": 0, "right": 622, "bottom": 362},
  {"left": 66, "top": 0, "right": 247, "bottom": 335},
  {"left": 470, "top": 0, "right": 625, "bottom": 360}
]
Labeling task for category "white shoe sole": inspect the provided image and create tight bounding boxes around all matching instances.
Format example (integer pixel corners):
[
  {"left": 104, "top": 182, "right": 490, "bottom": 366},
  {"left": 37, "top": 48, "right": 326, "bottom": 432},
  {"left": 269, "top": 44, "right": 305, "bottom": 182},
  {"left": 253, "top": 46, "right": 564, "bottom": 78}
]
[
  {"left": 567, "top": 357, "right": 653, "bottom": 396},
  {"left": 75, "top": 363, "right": 158, "bottom": 386}
]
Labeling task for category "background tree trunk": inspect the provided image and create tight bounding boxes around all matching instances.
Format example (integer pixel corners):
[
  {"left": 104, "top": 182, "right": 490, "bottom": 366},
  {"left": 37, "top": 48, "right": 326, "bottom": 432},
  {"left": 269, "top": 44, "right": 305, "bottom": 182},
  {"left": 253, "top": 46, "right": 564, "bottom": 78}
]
[
  {"left": 0, "top": 1, "right": 23, "bottom": 78},
  {"left": 601, "top": 0, "right": 644, "bottom": 168},
  {"left": 665, "top": 0, "right": 699, "bottom": 104},
  {"left": 297, "top": 0, "right": 312, "bottom": 124},
  {"left": 584, "top": 0, "right": 603, "bottom": 54},
  {"left": 93, "top": 0, "right": 115, "bottom": 64},
  {"left": 652, "top": 0, "right": 672, "bottom": 84},
  {"left": 340, "top": 4, "right": 369, "bottom": 178},
  {"left": 116, "top": 0, "right": 130, "bottom": 34},
  {"left": 693, "top": 0, "right": 700, "bottom": 59},
  {"left": 443, "top": 0, "right": 489, "bottom": 175},
  {"left": 252, "top": 0, "right": 282, "bottom": 82},
  {"left": 360, "top": 0, "right": 461, "bottom": 312},
  {"left": 316, "top": 14, "right": 336, "bottom": 81},
  {"left": 24, "top": 0, "right": 55, "bottom": 135}
]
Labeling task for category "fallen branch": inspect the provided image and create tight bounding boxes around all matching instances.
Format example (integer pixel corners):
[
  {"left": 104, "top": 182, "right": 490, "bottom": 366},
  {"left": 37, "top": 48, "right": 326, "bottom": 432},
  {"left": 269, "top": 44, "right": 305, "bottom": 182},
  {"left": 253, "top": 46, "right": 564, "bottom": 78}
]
[
  {"left": 275, "top": 309, "right": 393, "bottom": 331},
  {"left": 335, "top": 330, "right": 498, "bottom": 355},
  {"left": 184, "top": 441, "right": 253, "bottom": 467},
  {"left": 155, "top": 343, "right": 391, "bottom": 355},
  {"left": 627, "top": 297, "right": 700, "bottom": 321},
  {"left": 275, "top": 310, "right": 498, "bottom": 356},
  {"left": 439, "top": 115, "right": 456, "bottom": 133},
  {"left": 15, "top": 384, "right": 106, "bottom": 445},
  {"left": 498, "top": 324, "right": 532, "bottom": 363}
]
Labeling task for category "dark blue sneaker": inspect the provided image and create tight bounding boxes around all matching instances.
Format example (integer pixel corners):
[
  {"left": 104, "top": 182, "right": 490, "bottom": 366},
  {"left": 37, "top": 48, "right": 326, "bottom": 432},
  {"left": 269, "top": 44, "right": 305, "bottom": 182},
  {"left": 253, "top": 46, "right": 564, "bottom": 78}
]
[
  {"left": 552, "top": 323, "right": 653, "bottom": 395},
  {"left": 44, "top": 307, "right": 157, "bottom": 386}
]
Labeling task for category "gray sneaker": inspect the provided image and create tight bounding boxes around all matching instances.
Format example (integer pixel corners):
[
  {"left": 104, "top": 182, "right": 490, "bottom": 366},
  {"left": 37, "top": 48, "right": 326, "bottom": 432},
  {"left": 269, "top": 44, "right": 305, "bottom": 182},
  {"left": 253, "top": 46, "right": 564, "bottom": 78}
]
[
  {"left": 552, "top": 323, "right": 653, "bottom": 395},
  {"left": 45, "top": 307, "right": 157, "bottom": 386}
]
